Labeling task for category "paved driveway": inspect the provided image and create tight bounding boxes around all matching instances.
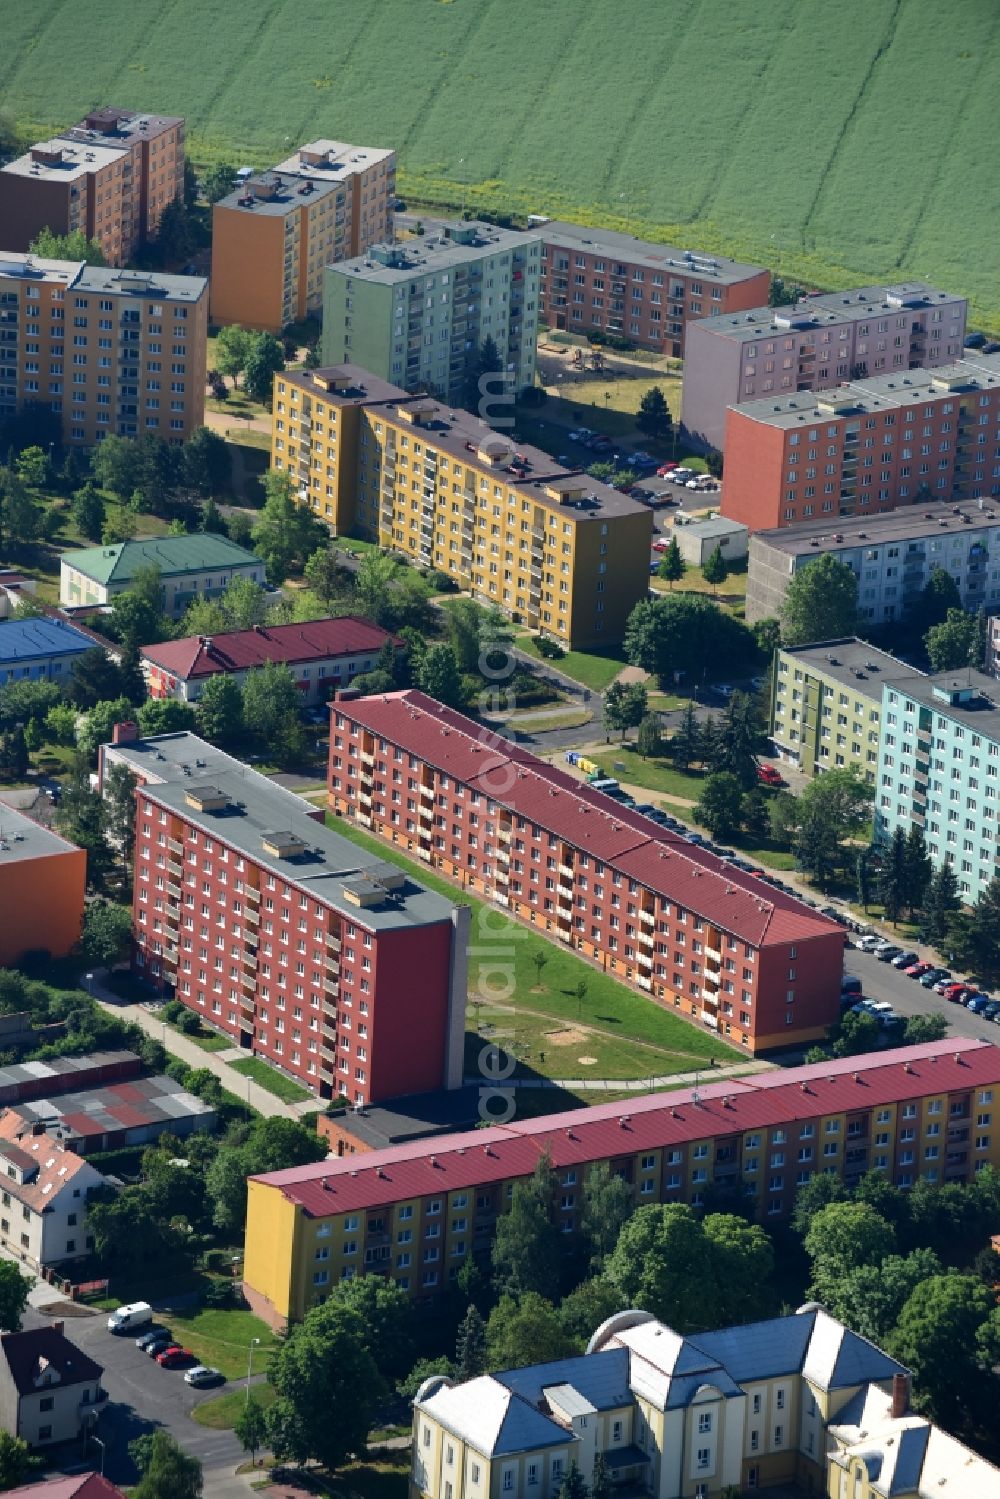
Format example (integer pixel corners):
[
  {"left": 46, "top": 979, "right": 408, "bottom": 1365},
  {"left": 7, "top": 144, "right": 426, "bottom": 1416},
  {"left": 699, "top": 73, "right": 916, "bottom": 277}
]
[{"left": 24, "top": 1304, "right": 245, "bottom": 1485}]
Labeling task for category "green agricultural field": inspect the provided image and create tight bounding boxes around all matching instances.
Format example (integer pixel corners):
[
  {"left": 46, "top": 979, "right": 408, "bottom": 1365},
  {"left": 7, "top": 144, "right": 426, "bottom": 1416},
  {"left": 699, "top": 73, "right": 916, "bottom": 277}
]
[{"left": 2, "top": 2, "right": 997, "bottom": 326}]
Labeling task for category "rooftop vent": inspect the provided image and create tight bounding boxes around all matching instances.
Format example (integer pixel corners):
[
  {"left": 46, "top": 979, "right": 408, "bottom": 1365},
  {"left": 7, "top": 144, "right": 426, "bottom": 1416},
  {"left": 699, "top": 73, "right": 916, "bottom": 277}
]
[{"left": 184, "top": 785, "right": 229, "bottom": 813}]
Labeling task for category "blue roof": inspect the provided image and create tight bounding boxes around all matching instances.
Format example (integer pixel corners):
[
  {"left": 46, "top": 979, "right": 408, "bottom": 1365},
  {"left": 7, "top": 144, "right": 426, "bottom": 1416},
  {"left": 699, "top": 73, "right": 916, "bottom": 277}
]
[
  {"left": 694, "top": 1313, "right": 816, "bottom": 1383},
  {"left": 0, "top": 617, "right": 96, "bottom": 666},
  {"left": 498, "top": 1348, "right": 632, "bottom": 1412},
  {"left": 828, "top": 1328, "right": 905, "bottom": 1389}
]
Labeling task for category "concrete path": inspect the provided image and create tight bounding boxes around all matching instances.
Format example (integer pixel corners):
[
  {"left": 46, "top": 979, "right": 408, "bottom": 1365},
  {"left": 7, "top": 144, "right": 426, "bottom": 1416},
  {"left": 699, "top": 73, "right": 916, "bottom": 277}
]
[
  {"left": 86, "top": 971, "right": 319, "bottom": 1121},
  {"left": 464, "top": 1059, "right": 771, "bottom": 1093}
]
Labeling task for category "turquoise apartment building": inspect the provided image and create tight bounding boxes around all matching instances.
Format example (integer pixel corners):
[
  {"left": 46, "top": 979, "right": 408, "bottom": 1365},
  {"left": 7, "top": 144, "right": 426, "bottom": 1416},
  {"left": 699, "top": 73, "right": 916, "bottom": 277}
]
[{"left": 876, "top": 669, "right": 1000, "bottom": 904}]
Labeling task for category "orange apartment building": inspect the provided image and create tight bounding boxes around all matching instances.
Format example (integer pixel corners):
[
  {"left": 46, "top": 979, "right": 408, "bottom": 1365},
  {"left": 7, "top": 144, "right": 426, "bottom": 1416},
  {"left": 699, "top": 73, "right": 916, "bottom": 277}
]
[
  {"left": 210, "top": 139, "right": 396, "bottom": 332},
  {"left": 0, "top": 805, "right": 85, "bottom": 966},
  {"left": 538, "top": 221, "right": 770, "bottom": 356},
  {"left": 723, "top": 351, "right": 1000, "bottom": 533},
  {"left": 327, "top": 689, "right": 846, "bottom": 1054},
  {"left": 243, "top": 1037, "right": 1000, "bottom": 1321},
  {"left": 0, "top": 253, "right": 207, "bottom": 446},
  {"left": 0, "top": 108, "right": 185, "bottom": 266}
]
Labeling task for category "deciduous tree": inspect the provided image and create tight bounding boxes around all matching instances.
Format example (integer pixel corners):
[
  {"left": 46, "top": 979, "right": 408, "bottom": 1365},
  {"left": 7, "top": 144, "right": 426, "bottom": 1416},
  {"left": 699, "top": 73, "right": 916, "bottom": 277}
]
[
  {"left": 492, "top": 1156, "right": 562, "bottom": 1301},
  {"left": 779, "top": 554, "right": 859, "bottom": 646},
  {"left": 266, "top": 1300, "right": 385, "bottom": 1470},
  {"left": 486, "top": 1293, "right": 576, "bottom": 1371},
  {"left": 195, "top": 673, "right": 244, "bottom": 746},
  {"left": 696, "top": 772, "right": 744, "bottom": 838}
]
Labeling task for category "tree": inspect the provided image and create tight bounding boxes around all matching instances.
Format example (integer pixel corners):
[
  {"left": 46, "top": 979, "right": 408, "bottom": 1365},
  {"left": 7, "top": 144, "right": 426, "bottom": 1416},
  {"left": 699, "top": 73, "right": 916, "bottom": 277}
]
[
  {"left": 701, "top": 544, "right": 728, "bottom": 594},
  {"left": 491, "top": 1156, "right": 562, "bottom": 1301},
  {"left": 625, "top": 594, "right": 756, "bottom": 689},
  {"left": 924, "top": 858, "right": 960, "bottom": 945},
  {"left": 91, "top": 433, "right": 142, "bottom": 500},
  {"left": 556, "top": 1461, "right": 589, "bottom": 1499},
  {"left": 485, "top": 1293, "right": 576, "bottom": 1371},
  {"left": 44, "top": 703, "right": 77, "bottom": 747},
  {"left": 530, "top": 950, "right": 549, "bottom": 989},
  {"left": 902, "top": 1013, "right": 949, "bottom": 1045},
  {"left": 913, "top": 566, "right": 962, "bottom": 632},
  {"left": 710, "top": 692, "right": 760, "bottom": 789},
  {"left": 602, "top": 680, "right": 647, "bottom": 741},
  {"left": 891, "top": 1274, "right": 1000, "bottom": 1431},
  {"left": 557, "top": 1279, "right": 626, "bottom": 1347},
  {"left": 791, "top": 1172, "right": 848, "bottom": 1237},
  {"left": 304, "top": 547, "right": 350, "bottom": 611},
  {"left": 657, "top": 537, "right": 685, "bottom": 589},
  {"left": 15, "top": 445, "right": 50, "bottom": 489},
  {"left": 669, "top": 703, "right": 702, "bottom": 771},
  {"left": 0, "top": 1431, "right": 31, "bottom": 1491},
  {"left": 635, "top": 386, "right": 672, "bottom": 442},
  {"left": 804, "top": 1202, "right": 896, "bottom": 1308},
  {"left": 71, "top": 480, "right": 105, "bottom": 541},
  {"left": 137, "top": 698, "right": 197, "bottom": 737},
  {"left": 794, "top": 768, "right": 873, "bottom": 883},
  {"left": 354, "top": 550, "right": 400, "bottom": 627},
  {"left": 696, "top": 772, "right": 744, "bottom": 839},
  {"left": 56, "top": 758, "right": 112, "bottom": 889},
  {"left": 130, "top": 1431, "right": 202, "bottom": 1499},
  {"left": 76, "top": 696, "right": 135, "bottom": 762},
  {"left": 155, "top": 197, "right": 194, "bottom": 263},
  {"left": 81, "top": 900, "right": 132, "bottom": 967},
  {"left": 242, "top": 662, "right": 305, "bottom": 764},
  {"left": 216, "top": 325, "right": 255, "bottom": 390},
  {"left": 0, "top": 727, "right": 28, "bottom": 782},
  {"left": 832, "top": 1248, "right": 942, "bottom": 1346},
  {"left": 604, "top": 1204, "right": 716, "bottom": 1333},
  {"left": 580, "top": 1162, "right": 635, "bottom": 1273},
  {"left": 29, "top": 226, "right": 105, "bottom": 265},
  {"left": 418, "top": 644, "right": 466, "bottom": 710},
  {"left": 196, "top": 673, "right": 244, "bottom": 746},
  {"left": 331, "top": 1274, "right": 415, "bottom": 1383},
  {"left": 0, "top": 471, "right": 40, "bottom": 548},
  {"left": 235, "top": 1397, "right": 268, "bottom": 1467},
  {"left": 182, "top": 427, "right": 230, "bottom": 496},
  {"left": 903, "top": 825, "right": 932, "bottom": 915},
  {"left": 636, "top": 714, "right": 662, "bottom": 760},
  {"left": 454, "top": 1304, "right": 488, "bottom": 1382},
  {"left": 397, "top": 1356, "right": 454, "bottom": 1400},
  {"left": 266, "top": 1300, "right": 385, "bottom": 1470},
  {"left": 0, "top": 1261, "right": 30, "bottom": 1331},
  {"left": 701, "top": 1213, "right": 774, "bottom": 1327},
  {"left": 971, "top": 605, "right": 990, "bottom": 671},
  {"left": 465, "top": 336, "right": 503, "bottom": 412},
  {"left": 202, "top": 163, "right": 239, "bottom": 203},
  {"left": 252, "top": 469, "right": 323, "bottom": 584},
  {"left": 878, "top": 826, "right": 907, "bottom": 926},
  {"left": 243, "top": 332, "right": 286, "bottom": 407},
  {"left": 779, "top": 554, "right": 859, "bottom": 646},
  {"left": 924, "top": 607, "right": 978, "bottom": 671},
  {"left": 447, "top": 598, "right": 486, "bottom": 676}
]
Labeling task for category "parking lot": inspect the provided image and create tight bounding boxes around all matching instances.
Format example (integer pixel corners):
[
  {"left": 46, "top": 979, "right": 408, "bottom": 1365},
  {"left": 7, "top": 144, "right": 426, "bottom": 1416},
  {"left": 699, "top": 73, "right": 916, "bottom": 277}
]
[
  {"left": 22, "top": 1303, "right": 243, "bottom": 1485},
  {"left": 842, "top": 943, "right": 1000, "bottom": 1045}
]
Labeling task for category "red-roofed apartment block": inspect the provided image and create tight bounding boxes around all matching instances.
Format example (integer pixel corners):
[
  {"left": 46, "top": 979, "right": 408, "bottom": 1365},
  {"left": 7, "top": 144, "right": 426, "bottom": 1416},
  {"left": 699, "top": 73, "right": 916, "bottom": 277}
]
[
  {"left": 243, "top": 1038, "right": 1000, "bottom": 1322},
  {"left": 141, "top": 616, "right": 398, "bottom": 704},
  {"left": 328, "top": 690, "right": 846, "bottom": 1053}
]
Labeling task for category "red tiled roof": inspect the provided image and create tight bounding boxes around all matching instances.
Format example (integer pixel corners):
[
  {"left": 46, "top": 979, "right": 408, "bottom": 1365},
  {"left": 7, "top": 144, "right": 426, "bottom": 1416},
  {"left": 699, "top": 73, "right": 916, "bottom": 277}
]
[
  {"left": 255, "top": 1039, "right": 999, "bottom": 1217},
  {"left": 338, "top": 690, "right": 840, "bottom": 948},
  {"left": 5, "top": 1476, "right": 123, "bottom": 1499},
  {"left": 142, "top": 617, "right": 396, "bottom": 681}
]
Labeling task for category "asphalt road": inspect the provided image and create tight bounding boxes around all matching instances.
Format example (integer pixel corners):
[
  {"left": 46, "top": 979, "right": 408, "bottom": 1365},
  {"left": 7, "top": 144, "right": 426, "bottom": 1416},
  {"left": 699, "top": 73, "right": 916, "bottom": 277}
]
[
  {"left": 22, "top": 1303, "right": 244, "bottom": 1485},
  {"left": 842, "top": 946, "right": 1000, "bottom": 1044}
]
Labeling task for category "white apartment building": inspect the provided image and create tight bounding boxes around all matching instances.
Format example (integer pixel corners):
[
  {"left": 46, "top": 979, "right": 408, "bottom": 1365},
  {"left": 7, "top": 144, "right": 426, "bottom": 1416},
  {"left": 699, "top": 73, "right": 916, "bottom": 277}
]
[{"left": 0, "top": 1126, "right": 104, "bottom": 1271}]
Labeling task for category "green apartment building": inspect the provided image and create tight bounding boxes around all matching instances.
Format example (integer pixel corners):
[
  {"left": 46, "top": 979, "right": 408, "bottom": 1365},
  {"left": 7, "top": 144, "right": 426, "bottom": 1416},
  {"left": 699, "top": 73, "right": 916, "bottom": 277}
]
[
  {"left": 876, "top": 670, "right": 1000, "bottom": 906},
  {"left": 771, "top": 638, "right": 926, "bottom": 781},
  {"left": 321, "top": 220, "right": 540, "bottom": 405}
]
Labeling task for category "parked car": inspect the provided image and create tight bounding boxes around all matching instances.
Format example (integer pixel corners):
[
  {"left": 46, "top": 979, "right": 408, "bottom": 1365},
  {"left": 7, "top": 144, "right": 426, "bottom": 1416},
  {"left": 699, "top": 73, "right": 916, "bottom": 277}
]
[
  {"left": 156, "top": 1346, "right": 194, "bottom": 1369},
  {"left": 905, "top": 961, "right": 933, "bottom": 978},
  {"left": 656, "top": 462, "right": 679, "bottom": 476},
  {"left": 942, "top": 983, "right": 971, "bottom": 1003},
  {"left": 135, "top": 1326, "right": 170, "bottom": 1351},
  {"left": 670, "top": 468, "right": 695, "bottom": 484},
  {"left": 184, "top": 1365, "right": 224, "bottom": 1388},
  {"left": 841, "top": 977, "right": 862, "bottom": 997},
  {"left": 144, "top": 1333, "right": 175, "bottom": 1358},
  {"left": 876, "top": 946, "right": 903, "bottom": 963},
  {"left": 757, "top": 765, "right": 785, "bottom": 787},
  {"left": 920, "top": 968, "right": 950, "bottom": 987},
  {"left": 967, "top": 994, "right": 991, "bottom": 1014},
  {"left": 856, "top": 934, "right": 883, "bottom": 952},
  {"left": 107, "top": 1302, "right": 153, "bottom": 1335},
  {"left": 981, "top": 1001, "right": 1000, "bottom": 1021},
  {"left": 890, "top": 950, "right": 919, "bottom": 969}
]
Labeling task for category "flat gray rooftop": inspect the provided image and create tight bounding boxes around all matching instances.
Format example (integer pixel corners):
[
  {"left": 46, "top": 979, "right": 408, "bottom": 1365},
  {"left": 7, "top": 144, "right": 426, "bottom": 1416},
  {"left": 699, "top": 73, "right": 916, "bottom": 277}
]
[
  {"left": 734, "top": 352, "right": 1000, "bottom": 430},
  {"left": 693, "top": 281, "right": 964, "bottom": 342},
  {"left": 540, "top": 221, "right": 765, "bottom": 285},
  {"left": 778, "top": 637, "right": 926, "bottom": 698},
  {"left": 105, "top": 733, "right": 457, "bottom": 932},
  {"left": 0, "top": 804, "right": 80, "bottom": 865},
  {"left": 217, "top": 169, "right": 343, "bottom": 217},
  {"left": 327, "top": 221, "right": 538, "bottom": 284},
  {"left": 676, "top": 515, "right": 747, "bottom": 540},
  {"left": 891, "top": 670, "right": 1000, "bottom": 739},
  {"left": 750, "top": 497, "right": 1000, "bottom": 558},
  {"left": 76, "top": 266, "right": 207, "bottom": 302}
]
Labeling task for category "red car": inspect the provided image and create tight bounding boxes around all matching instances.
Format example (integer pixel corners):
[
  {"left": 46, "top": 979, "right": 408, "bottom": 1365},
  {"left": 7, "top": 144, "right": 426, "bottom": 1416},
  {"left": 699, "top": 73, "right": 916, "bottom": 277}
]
[
  {"left": 905, "top": 961, "right": 932, "bottom": 978},
  {"left": 652, "top": 539, "right": 670, "bottom": 553},
  {"left": 757, "top": 765, "right": 786, "bottom": 787},
  {"left": 942, "top": 983, "right": 971, "bottom": 1003},
  {"left": 156, "top": 1345, "right": 194, "bottom": 1368},
  {"left": 656, "top": 462, "right": 679, "bottom": 476}
]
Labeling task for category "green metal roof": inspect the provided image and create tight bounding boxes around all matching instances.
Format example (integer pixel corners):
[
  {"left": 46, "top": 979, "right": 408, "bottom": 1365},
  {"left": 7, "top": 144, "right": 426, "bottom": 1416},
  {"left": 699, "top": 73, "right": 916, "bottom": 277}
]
[{"left": 61, "top": 535, "right": 263, "bottom": 586}]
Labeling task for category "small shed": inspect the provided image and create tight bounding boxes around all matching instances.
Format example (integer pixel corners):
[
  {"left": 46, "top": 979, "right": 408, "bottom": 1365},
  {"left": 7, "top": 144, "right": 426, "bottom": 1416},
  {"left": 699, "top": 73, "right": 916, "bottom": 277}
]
[{"left": 673, "top": 515, "right": 749, "bottom": 567}]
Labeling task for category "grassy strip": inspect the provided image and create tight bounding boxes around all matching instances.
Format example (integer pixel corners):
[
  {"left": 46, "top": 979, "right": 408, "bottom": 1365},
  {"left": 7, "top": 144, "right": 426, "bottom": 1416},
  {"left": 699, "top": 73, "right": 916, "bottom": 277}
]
[
  {"left": 324, "top": 813, "right": 736, "bottom": 1074},
  {"left": 163, "top": 1307, "right": 277, "bottom": 1382},
  {"left": 229, "top": 1057, "right": 313, "bottom": 1104},
  {"left": 191, "top": 1382, "right": 277, "bottom": 1429}
]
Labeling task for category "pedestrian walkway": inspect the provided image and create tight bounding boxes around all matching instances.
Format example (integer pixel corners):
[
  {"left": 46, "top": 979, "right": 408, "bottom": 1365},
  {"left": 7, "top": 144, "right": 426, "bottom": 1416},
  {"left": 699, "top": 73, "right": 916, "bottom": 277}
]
[
  {"left": 464, "top": 1059, "right": 771, "bottom": 1093},
  {"left": 86, "top": 971, "right": 309, "bottom": 1120}
]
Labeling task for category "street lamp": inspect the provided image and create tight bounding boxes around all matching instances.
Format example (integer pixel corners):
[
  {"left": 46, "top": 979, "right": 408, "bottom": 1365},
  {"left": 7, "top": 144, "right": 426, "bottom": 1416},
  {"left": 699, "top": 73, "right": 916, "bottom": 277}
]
[
  {"left": 90, "top": 1433, "right": 105, "bottom": 1477},
  {"left": 246, "top": 1335, "right": 261, "bottom": 1405}
]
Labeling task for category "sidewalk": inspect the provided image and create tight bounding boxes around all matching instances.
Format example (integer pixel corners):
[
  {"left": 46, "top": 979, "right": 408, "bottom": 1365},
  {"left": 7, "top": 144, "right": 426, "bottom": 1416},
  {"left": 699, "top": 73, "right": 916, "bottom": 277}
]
[
  {"left": 464, "top": 1059, "right": 772, "bottom": 1092},
  {"left": 86, "top": 971, "right": 314, "bottom": 1121}
]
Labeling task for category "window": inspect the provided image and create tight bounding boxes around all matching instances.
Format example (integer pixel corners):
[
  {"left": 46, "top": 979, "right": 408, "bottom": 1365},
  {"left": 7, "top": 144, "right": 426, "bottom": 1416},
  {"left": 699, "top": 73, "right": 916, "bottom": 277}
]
[
  {"left": 503, "top": 1475, "right": 513, "bottom": 1493},
  {"left": 698, "top": 1412, "right": 712, "bottom": 1433},
  {"left": 696, "top": 1449, "right": 710, "bottom": 1470}
]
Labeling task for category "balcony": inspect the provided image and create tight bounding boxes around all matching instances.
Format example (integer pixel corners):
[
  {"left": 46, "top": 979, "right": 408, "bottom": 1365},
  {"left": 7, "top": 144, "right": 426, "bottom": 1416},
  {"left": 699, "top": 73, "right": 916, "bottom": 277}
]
[
  {"left": 324, "top": 977, "right": 339, "bottom": 996},
  {"left": 419, "top": 802, "right": 433, "bottom": 824},
  {"left": 419, "top": 783, "right": 435, "bottom": 801},
  {"left": 167, "top": 859, "right": 182, "bottom": 879},
  {"left": 168, "top": 838, "right": 183, "bottom": 856},
  {"left": 246, "top": 886, "right": 261, "bottom": 904},
  {"left": 701, "top": 987, "right": 719, "bottom": 1005},
  {"left": 360, "top": 750, "right": 375, "bottom": 768},
  {"left": 327, "top": 932, "right": 341, "bottom": 953},
  {"left": 244, "top": 904, "right": 259, "bottom": 926},
  {"left": 638, "top": 952, "right": 653, "bottom": 970},
  {"left": 241, "top": 974, "right": 256, "bottom": 994},
  {"left": 705, "top": 945, "right": 722, "bottom": 964},
  {"left": 640, "top": 908, "right": 655, "bottom": 926},
  {"left": 558, "top": 863, "right": 574, "bottom": 879},
  {"left": 557, "top": 888, "right": 573, "bottom": 907},
  {"left": 493, "top": 826, "right": 509, "bottom": 845},
  {"left": 166, "top": 881, "right": 181, "bottom": 900},
  {"left": 638, "top": 929, "right": 654, "bottom": 948}
]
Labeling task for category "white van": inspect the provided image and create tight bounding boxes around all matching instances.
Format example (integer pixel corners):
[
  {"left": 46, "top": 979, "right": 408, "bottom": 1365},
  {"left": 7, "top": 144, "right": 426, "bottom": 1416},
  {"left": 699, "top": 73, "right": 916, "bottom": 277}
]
[{"left": 107, "top": 1301, "right": 153, "bottom": 1334}]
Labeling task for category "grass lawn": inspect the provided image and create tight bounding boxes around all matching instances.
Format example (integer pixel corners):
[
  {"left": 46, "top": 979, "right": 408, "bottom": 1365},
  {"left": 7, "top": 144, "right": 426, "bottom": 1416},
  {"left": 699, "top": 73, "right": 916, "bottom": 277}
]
[
  {"left": 647, "top": 691, "right": 687, "bottom": 713},
  {"left": 651, "top": 563, "right": 747, "bottom": 611},
  {"left": 229, "top": 1057, "right": 312, "bottom": 1104},
  {"left": 515, "top": 633, "right": 625, "bottom": 693},
  {"left": 572, "top": 745, "right": 704, "bottom": 802},
  {"left": 541, "top": 371, "right": 683, "bottom": 422},
  {"left": 503, "top": 708, "right": 592, "bottom": 732},
  {"left": 325, "top": 813, "right": 736, "bottom": 1077},
  {"left": 191, "top": 1382, "right": 277, "bottom": 1430},
  {"left": 222, "top": 428, "right": 273, "bottom": 452},
  {"left": 163, "top": 1307, "right": 278, "bottom": 1383},
  {"left": 177, "top": 1025, "right": 232, "bottom": 1053}
]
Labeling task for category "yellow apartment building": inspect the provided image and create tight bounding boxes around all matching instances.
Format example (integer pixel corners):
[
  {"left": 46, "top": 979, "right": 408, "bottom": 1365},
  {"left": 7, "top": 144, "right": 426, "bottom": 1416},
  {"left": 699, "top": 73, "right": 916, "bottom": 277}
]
[
  {"left": 241, "top": 1040, "right": 1000, "bottom": 1327},
  {"left": 270, "top": 365, "right": 653, "bottom": 648},
  {"left": 410, "top": 1307, "right": 928, "bottom": 1499},
  {"left": 210, "top": 141, "right": 395, "bottom": 332},
  {"left": 0, "top": 254, "right": 206, "bottom": 446}
]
